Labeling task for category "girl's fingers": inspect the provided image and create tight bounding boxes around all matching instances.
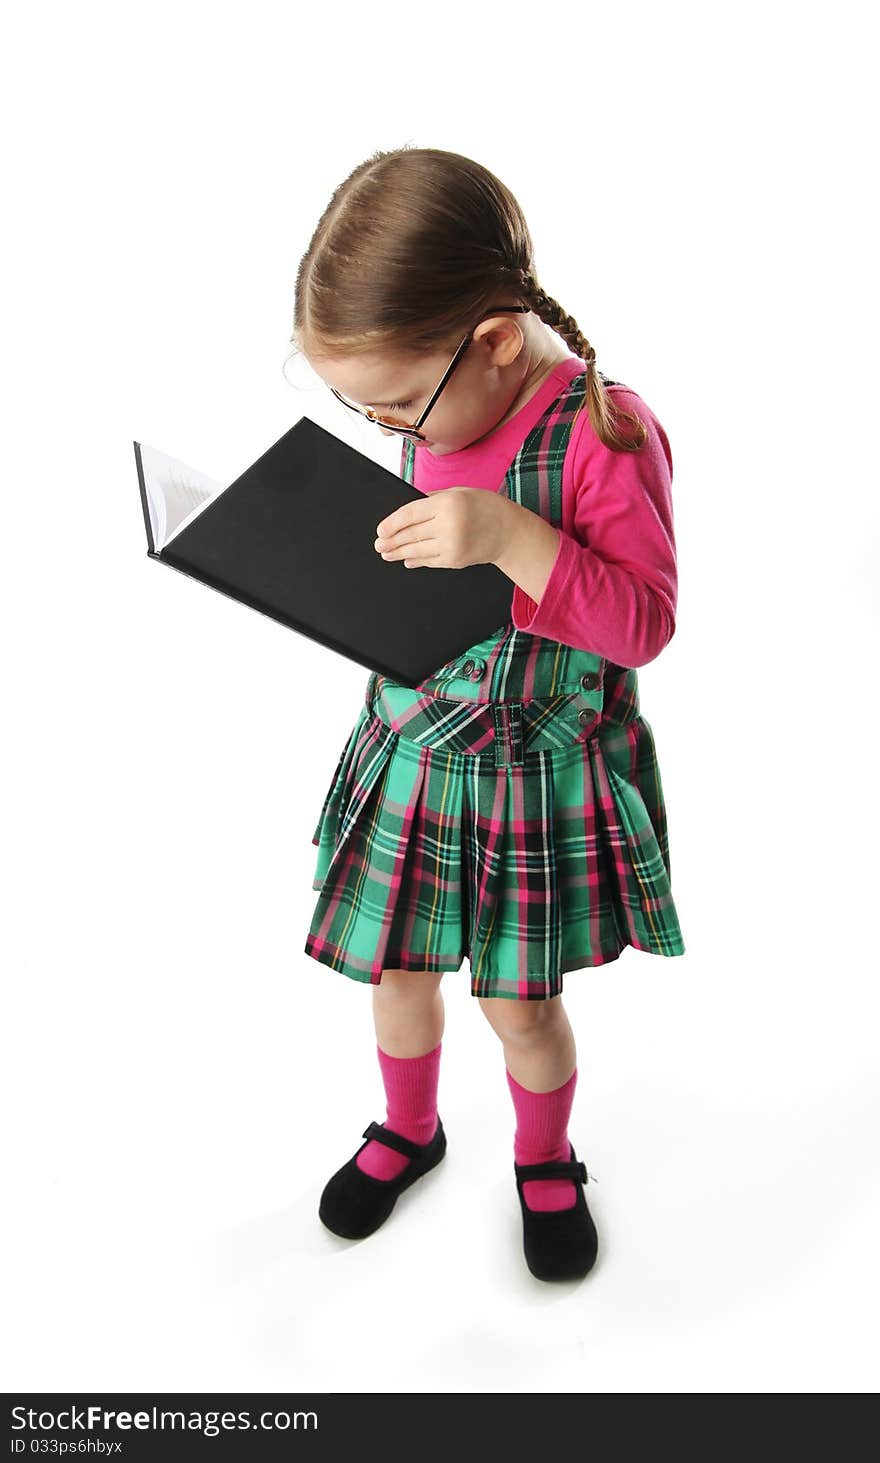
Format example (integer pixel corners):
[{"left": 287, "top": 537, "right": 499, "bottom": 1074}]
[
  {"left": 402, "top": 551, "right": 444, "bottom": 567},
  {"left": 375, "top": 519, "right": 435, "bottom": 550},
  {"left": 379, "top": 537, "right": 439, "bottom": 561}
]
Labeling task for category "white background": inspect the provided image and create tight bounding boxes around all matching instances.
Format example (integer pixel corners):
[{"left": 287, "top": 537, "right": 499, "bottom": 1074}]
[{"left": 3, "top": 0, "right": 877, "bottom": 1396}]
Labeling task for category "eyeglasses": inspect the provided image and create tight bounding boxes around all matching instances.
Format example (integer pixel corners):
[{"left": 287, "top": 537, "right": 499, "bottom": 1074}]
[{"left": 329, "top": 305, "right": 531, "bottom": 442}]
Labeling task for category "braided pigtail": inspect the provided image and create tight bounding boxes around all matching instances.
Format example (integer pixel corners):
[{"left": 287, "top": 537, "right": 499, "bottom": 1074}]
[{"left": 515, "top": 269, "right": 646, "bottom": 452}]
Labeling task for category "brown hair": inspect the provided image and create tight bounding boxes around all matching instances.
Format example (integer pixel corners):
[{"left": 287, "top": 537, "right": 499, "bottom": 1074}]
[{"left": 286, "top": 146, "right": 647, "bottom": 453}]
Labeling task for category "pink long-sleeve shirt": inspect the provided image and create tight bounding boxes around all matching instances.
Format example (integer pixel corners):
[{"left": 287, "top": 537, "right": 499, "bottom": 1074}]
[{"left": 405, "top": 354, "right": 678, "bottom": 668}]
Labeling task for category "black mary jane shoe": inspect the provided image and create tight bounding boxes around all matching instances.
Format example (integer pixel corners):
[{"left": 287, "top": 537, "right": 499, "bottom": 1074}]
[
  {"left": 318, "top": 1117, "right": 447, "bottom": 1240},
  {"left": 513, "top": 1142, "right": 599, "bottom": 1281}
]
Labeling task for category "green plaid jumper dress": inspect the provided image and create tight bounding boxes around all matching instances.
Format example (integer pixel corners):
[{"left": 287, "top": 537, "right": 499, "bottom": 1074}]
[{"left": 305, "top": 369, "right": 685, "bottom": 1000}]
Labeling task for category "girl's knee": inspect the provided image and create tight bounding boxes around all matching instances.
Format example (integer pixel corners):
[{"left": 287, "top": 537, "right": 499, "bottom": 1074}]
[
  {"left": 377, "top": 968, "right": 444, "bottom": 1000},
  {"left": 477, "top": 993, "right": 559, "bottom": 1041}
]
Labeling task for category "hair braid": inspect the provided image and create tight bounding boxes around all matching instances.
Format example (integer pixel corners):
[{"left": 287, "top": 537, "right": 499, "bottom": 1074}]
[{"left": 516, "top": 269, "right": 646, "bottom": 451}]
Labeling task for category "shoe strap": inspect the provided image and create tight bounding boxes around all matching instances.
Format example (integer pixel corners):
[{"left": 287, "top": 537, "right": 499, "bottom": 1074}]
[
  {"left": 514, "top": 1158, "right": 589, "bottom": 1185},
  {"left": 361, "top": 1121, "right": 429, "bottom": 1160}
]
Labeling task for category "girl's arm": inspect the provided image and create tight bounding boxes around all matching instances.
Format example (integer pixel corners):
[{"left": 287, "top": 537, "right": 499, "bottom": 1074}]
[{"left": 493, "top": 392, "right": 678, "bottom": 668}]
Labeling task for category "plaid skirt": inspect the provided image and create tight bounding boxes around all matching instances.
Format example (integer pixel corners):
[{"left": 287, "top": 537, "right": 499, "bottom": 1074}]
[{"left": 303, "top": 661, "right": 685, "bottom": 1000}]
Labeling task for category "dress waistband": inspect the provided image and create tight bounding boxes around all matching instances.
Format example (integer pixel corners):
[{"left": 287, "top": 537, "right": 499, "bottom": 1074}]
[{"left": 366, "top": 672, "right": 606, "bottom": 768}]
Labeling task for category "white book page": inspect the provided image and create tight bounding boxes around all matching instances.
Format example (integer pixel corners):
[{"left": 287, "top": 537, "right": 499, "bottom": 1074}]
[{"left": 139, "top": 444, "right": 226, "bottom": 551}]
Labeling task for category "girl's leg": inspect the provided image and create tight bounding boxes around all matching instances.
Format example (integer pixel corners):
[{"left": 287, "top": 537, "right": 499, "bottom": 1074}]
[
  {"left": 478, "top": 994, "right": 579, "bottom": 1211},
  {"left": 477, "top": 992, "right": 575, "bottom": 1092},
  {"left": 372, "top": 967, "right": 445, "bottom": 1057},
  {"left": 357, "top": 969, "right": 445, "bottom": 1180}
]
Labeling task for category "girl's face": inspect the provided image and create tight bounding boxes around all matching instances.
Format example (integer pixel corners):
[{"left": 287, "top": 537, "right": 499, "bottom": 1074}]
[{"left": 304, "top": 313, "right": 549, "bottom": 457}]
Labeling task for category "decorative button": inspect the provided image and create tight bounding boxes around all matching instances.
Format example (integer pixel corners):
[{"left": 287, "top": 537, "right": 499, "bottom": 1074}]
[
  {"left": 578, "top": 708, "right": 596, "bottom": 726},
  {"left": 580, "top": 671, "right": 600, "bottom": 691},
  {"left": 461, "top": 659, "right": 475, "bottom": 676},
  {"left": 468, "top": 659, "right": 485, "bottom": 679}
]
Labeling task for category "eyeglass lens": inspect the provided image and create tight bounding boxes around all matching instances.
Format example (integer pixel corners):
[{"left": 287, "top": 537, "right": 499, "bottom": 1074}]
[{"left": 338, "top": 394, "right": 419, "bottom": 435}]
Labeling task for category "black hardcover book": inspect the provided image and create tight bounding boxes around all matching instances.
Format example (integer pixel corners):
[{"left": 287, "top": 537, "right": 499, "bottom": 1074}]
[{"left": 134, "top": 416, "right": 514, "bottom": 686}]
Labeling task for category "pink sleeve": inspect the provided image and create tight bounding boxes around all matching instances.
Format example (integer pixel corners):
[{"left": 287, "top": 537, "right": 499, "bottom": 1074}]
[{"left": 510, "top": 392, "right": 679, "bottom": 667}]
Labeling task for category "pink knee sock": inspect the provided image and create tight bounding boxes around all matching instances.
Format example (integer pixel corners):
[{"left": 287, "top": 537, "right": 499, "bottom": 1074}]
[
  {"left": 356, "top": 1041, "right": 442, "bottom": 1180},
  {"left": 506, "top": 1067, "right": 579, "bottom": 1212}
]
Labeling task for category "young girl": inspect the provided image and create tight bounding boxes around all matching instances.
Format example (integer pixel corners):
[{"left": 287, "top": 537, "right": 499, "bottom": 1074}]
[{"left": 287, "top": 146, "right": 685, "bottom": 1283}]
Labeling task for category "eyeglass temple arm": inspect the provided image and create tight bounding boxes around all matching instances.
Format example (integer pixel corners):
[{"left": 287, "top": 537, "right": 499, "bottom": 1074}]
[{"left": 413, "top": 304, "right": 531, "bottom": 429}]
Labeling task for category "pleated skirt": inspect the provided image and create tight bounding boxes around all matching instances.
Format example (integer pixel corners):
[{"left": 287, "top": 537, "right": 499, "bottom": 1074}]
[{"left": 303, "top": 668, "right": 685, "bottom": 1001}]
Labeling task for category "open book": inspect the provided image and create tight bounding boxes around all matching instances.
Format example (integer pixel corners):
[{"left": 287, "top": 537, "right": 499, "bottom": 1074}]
[{"left": 133, "top": 417, "right": 514, "bottom": 687}]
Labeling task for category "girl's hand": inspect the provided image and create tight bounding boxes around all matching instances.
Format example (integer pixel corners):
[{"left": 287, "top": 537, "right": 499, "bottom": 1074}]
[{"left": 374, "top": 487, "right": 516, "bottom": 570}]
